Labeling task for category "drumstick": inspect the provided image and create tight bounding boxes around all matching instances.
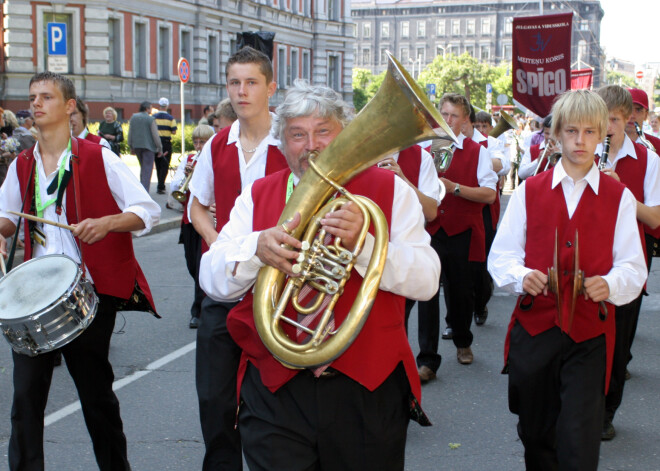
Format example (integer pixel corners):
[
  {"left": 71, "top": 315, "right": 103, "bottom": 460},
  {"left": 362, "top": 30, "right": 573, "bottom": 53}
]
[
  {"left": 7, "top": 211, "right": 76, "bottom": 231},
  {"left": 0, "top": 254, "right": 5, "bottom": 275}
]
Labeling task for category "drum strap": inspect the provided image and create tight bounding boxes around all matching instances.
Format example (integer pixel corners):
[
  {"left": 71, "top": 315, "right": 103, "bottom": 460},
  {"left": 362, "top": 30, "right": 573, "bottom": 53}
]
[
  {"left": 7, "top": 160, "right": 36, "bottom": 271},
  {"left": 70, "top": 138, "right": 88, "bottom": 278}
]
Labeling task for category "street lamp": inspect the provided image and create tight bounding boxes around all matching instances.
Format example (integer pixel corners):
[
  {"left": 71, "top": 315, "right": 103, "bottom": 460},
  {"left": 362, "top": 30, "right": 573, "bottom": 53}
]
[
  {"left": 409, "top": 58, "right": 416, "bottom": 79},
  {"left": 437, "top": 45, "right": 446, "bottom": 58}
]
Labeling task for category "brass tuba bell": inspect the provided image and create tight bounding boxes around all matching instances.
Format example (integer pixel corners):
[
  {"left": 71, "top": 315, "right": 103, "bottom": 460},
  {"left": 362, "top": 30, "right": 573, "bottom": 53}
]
[{"left": 251, "top": 51, "right": 456, "bottom": 369}]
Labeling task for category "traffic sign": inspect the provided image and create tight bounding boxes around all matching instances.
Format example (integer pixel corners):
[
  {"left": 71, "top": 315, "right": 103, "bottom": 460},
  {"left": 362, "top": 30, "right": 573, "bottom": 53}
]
[
  {"left": 636, "top": 70, "right": 644, "bottom": 80},
  {"left": 178, "top": 58, "right": 190, "bottom": 83},
  {"left": 497, "top": 94, "right": 509, "bottom": 106},
  {"left": 426, "top": 83, "right": 436, "bottom": 95},
  {"left": 47, "top": 23, "right": 67, "bottom": 56},
  {"left": 486, "top": 83, "right": 493, "bottom": 94}
]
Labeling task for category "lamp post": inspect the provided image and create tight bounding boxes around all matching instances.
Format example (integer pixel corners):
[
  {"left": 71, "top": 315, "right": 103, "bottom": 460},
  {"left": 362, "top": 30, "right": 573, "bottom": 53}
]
[{"left": 409, "top": 57, "right": 416, "bottom": 79}]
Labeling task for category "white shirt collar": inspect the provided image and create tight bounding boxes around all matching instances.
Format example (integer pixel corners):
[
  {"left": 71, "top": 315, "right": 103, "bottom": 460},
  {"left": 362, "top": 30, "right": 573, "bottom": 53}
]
[
  {"left": 32, "top": 141, "right": 72, "bottom": 173},
  {"left": 551, "top": 158, "right": 600, "bottom": 194},
  {"left": 454, "top": 133, "right": 466, "bottom": 150},
  {"left": 472, "top": 128, "right": 487, "bottom": 143},
  {"left": 595, "top": 134, "right": 637, "bottom": 162},
  {"left": 226, "top": 112, "right": 279, "bottom": 148}
]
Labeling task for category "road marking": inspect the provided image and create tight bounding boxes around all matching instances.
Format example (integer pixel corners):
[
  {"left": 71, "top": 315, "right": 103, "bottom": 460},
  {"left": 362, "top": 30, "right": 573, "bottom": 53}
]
[{"left": 44, "top": 341, "right": 196, "bottom": 427}]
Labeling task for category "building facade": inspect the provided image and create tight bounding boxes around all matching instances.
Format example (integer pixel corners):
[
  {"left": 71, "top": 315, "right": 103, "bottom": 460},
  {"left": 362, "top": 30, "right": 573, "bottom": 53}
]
[
  {"left": 351, "top": 0, "right": 605, "bottom": 87},
  {"left": 0, "top": 0, "right": 355, "bottom": 121}
]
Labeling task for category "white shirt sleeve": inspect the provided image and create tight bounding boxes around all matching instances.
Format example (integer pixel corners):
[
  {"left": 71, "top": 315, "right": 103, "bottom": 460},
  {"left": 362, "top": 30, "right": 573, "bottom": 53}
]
[
  {"left": 643, "top": 149, "right": 660, "bottom": 207},
  {"left": 170, "top": 154, "right": 191, "bottom": 193},
  {"left": 488, "top": 183, "right": 646, "bottom": 306},
  {"left": 488, "top": 137, "right": 510, "bottom": 176},
  {"left": 0, "top": 160, "right": 23, "bottom": 226},
  {"left": 102, "top": 147, "right": 161, "bottom": 236},
  {"left": 199, "top": 177, "right": 441, "bottom": 303},
  {"left": 188, "top": 136, "right": 216, "bottom": 207},
  {"left": 476, "top": 146, "right": 498, "bottom": 190},
  {"left": 417, "top": 148, "right": 442, "bottom": 205},
  {"left": 100, "top": 137, "right": 112, "bottom": 150},
  {"left": 517, "top": 147, "right": 537, "bottom": 180}
]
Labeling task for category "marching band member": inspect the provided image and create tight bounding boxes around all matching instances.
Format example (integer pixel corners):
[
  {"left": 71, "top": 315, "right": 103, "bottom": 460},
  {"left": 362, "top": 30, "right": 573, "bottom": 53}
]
[
  {"left": 187, "top": 46, "right": 288, "bottom": 470},
  {"left": 0, "top": 71, "right": 160, "bottom": 471},
  {"left": 488, "top": 89, "right": 646, "bottom": 471},
  {"left": 595, "top": 85, "right": 660, "bottom": 440},
  {"left": 517, "top": 115, "right": 559, "bottom": 180},
  {"left": 200, "top": 80, "right": 439, "bottom": 471},
  {"left": 171, "top": 124, "right": 215, "bottom": 329},
  {"left": 70, "top": 96, "right": 111, "bottom": 150},
  {"left": 417, "top": 93, "right": 497, "bottom": 371}
]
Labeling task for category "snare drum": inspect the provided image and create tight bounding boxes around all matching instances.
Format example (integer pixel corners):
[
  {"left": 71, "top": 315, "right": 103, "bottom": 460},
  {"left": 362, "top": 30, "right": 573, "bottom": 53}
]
[{"left": 0, "top": 254, "right": 99, "bottom": 356}]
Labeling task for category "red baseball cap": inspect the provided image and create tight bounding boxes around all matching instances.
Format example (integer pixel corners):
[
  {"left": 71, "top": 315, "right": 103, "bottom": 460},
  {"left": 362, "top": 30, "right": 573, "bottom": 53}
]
[{"left": 628, "top": 88, "right": 649, "bottom": 110}]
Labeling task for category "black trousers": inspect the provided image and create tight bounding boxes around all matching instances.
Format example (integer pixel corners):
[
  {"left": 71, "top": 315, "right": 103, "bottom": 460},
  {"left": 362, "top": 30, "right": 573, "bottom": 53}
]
[
  {"left": 9, "top": 296, "right": 129, "bottom": 471},
  {"left": 180, "top": 222, "right": 205, "bottom": 318},
  {"left": 417, "top": 229, "right": 474, "bottom": 370},
  {"left": 195, "top": 297, "right": 242, "bottom": 471},
  {"left": 605, "top": 295, "right": 642, "bottom": 423},
  {"left": 155, "top": 138, "right": 172, "bottom": 191},
  {"left": 239, "top": 362, "right": 410, "bottom": 471},
  {"left": 508, "top": 323, "right": 605, "bottom": 471},
  {"left": 472, "top": 206, "right": 495, "bottom": 315}
]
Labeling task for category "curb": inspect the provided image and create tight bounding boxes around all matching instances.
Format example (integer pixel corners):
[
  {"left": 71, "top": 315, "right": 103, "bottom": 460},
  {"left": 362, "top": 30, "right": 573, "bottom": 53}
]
[{"left": 147, "top": 216, "right": 181, "bottom": 236}]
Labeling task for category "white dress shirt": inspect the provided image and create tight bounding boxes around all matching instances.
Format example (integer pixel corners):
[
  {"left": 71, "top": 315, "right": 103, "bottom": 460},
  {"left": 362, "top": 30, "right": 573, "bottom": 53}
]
[
  {"left": 199, "top": 174, "right": 441, "bottom": 303},
  {"left": 0, "top": 142, "right": 161, "bottom": 281},
  {"left": 488, "top": 159, "right": 647, "bottom": 306},
  {"left": 472, "top": 129, "right": 511, "bottom": 177},
  {"left": 595, "top": 134, "right": 660, "bottom": 207},
  {"left": 518, "top": 140, "right": 551, "bottom": 180},
  {"left": 390, "top": 146, "right": 442, "bottom": 204},
  {"left": 188, "top": 115, "right": 280, "bottom": 213},
  {"left": 77, "top": 129, "right": 111, "bottom": 151},
  {"left": 453, "top": 133, "right": 498, "bottom": 190}
]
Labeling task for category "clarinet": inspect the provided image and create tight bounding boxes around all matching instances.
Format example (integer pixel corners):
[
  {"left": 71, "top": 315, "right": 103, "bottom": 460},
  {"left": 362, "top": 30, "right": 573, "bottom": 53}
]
[{"left": 599, "top": 136, "right": 611, "bottom": 171}]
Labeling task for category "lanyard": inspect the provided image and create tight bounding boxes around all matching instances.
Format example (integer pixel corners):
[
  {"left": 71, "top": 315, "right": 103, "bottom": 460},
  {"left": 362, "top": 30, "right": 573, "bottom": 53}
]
[
  {"left": 34, "top": 140, "right": 71, "bottom": 218},
  {"left": 286, "top": 172, "right": 295, "bottom": 203}
]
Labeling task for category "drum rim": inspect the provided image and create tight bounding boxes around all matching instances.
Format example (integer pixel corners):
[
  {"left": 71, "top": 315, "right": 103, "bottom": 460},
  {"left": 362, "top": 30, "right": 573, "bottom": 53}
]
[{"left": 0, "top": 254, "right": 83, "bottom": 323}]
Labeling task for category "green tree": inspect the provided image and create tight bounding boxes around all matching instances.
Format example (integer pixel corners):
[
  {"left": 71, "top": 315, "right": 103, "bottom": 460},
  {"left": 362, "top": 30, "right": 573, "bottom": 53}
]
[
  {"left": 605, "top": 70, "right": 636, "bottom": 88},
  {"left": 352, "top": 68, "right": 386, "bottom": 111},
  {"left": 417, "top": 53, "right": 512, "bottom": 110}
]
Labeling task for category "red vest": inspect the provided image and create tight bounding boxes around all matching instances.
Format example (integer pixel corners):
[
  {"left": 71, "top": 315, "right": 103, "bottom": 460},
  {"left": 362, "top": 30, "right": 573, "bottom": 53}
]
[
  {"left": 427, "top": 138, "right": 486, "bottom": 262},
  {"left": 84, "top": 133, "right": 103, "bottom": 145},
  {"left": 226, "top": 167, "right": 422, "bottom": 401},
  {"left": 613, "top": 142, "right": 650, "bottom": 251},
  {"left": 529, "top": 144, "right": 542, "bottom": 162},
  {"left": 477, "top": 138, "right": 501, "bottom": 230},
  {"left": 633, "top": 138, "right": 660, "bottom": 240},
  {"left": 507, "top": 170, "right": 625, "bottom": 390},
  {"left": 644, "top": 133, "right": 660, "bottom": 154},
  {"left": 16, "top": 139, "right": 156, "bottom": 312},
  {"left": 397, "top": 145, "right": 422, "bottom": 187}
]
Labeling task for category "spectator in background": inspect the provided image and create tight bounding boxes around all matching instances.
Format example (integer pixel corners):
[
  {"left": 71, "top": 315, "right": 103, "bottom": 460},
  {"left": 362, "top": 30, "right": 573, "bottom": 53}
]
[
  {"left": 198, "top": 105, "right": 214, "bottom": 125},
  {"left": 14, "top": 110, "right": 37, "bottom": 153},
  {"left": 650, "top": 113, "right": 660, "bottom": 138},
  {"left": 19, "top": 110, "right": 39, "bottom": 139},
  {"left": 215, "top": 98, "right": 238, "bottom": 132},
  {"left": 98, "top": 106, "right": 124, "bottom": 156},
  {"left": 153, "top": 97, "right": 178, "bottom": 195},
  {"left": 0, "top": 107, "right": 19, "bottom": 185},
  {"left": 1, "top": 109, "right": 18, "bottom": 137},
  {"left": 128, "top": 101, "right": 163, "bottom": 192},
  {"left": 70, "top": 97, "right": 111, "bottom": 150}
]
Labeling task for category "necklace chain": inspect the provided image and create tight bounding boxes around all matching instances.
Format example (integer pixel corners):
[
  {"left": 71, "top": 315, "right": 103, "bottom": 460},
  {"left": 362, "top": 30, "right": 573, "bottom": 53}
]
[{"left": 240, "top": 130, "right": 270, "bottom": 154}]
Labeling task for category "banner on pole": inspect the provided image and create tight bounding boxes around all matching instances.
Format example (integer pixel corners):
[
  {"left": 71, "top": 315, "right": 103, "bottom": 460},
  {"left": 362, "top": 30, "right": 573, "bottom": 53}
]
[
  {"left": 512, "top": 12, "right": 572, "bottom": 118},
  {"left": 570, "top": 68, "right": 593, "bottom": 90}
]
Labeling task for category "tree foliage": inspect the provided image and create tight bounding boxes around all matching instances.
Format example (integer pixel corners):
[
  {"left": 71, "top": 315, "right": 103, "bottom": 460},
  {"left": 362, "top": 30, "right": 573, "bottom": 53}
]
[
  {"left": 605, "top": 70, "right": 636, "bottom": 88},
  {"left": 352, "top": 68, "right": 386, "bottom": 111}
]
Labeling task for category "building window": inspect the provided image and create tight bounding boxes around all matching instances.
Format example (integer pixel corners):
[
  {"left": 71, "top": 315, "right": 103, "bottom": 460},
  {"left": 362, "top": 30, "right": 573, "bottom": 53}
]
[
  {"left": 230, "top": 38, "right": 238, "bottom": 55},
  {"left": 503, "top": 43, "right": 512, "bottom": 60},
  {"left": 363, "top": 22, "right": 371, "bottom": 38},
  {"left": 362, "top": 48, "right": 371, "bottom": 65},
  {"left": 451, "top": 20, "right": 460, "bottom": 36},
  {"left": 481, "top": 18, "right": 491, "bottom": 35},
  {"left": 436, "top": 45, "right": 446, "bottom": 57},
  {"left": 290, "top": 49, "right": 298, "bottom": 84},
  {"left": 208, "top": 35, "right": 219, "bottom": 84},
  {"left": 302, "top": 50, "right": 310, "bottom": 80},
  {"left": 417, "top": 21, "right": 426, "bottom": 38},
  {"left": 381, "top": 22, "right": 390, "bottom": 39},
  {"left": 108, "top": 18, "right": 121, "bottom": 75},
  {"left": 43, "top": 12, "right": 74, "bottom": 74},
  {"left": 134, "top": 22, "right": 147, "bottom": 78},
  {"left": 416, "top": 46, "right": 425, "bottom": 63},
  {"left": 505, "top": 17, "right": 513, "bottom": 34},
  {"left": 480, "top": 45, "right": 490, "bottom": 61},
  {"left": 303, "top": 0, "right": 310, "bottom": 16},
  {"left": 448, "top": 44, "right": 458, "bottom": 56},
  {"left": 380, "top": 48, "right": 388, "bottom": 65},
  {"left": 328, "top": 0, "right": 339, "bottom": 21},
  {"left": 159, "top": 27, "right": 170, "bottom": 80},
  {"left": 181, "top": 30, "right": 192, "bottom": 61},
  {"left": 578, "top": 39, "right": 588, "bottom": 62},
  {"left": 580, "top": 19, "right": 589, "bottom": 31},
  {"left": 465, "top": 45, "right": 475, "bottom": 57},
  {"left": 400, "top": 47, "right": 409, "bottom": 63},
  {"left": 328, "top": 55, "right": 340, "bottom": 91},
  {"left": 437, "top": 20, "right": 445, "bottom": 36},
  {"left": 467, "top": 19, "right": 475, "bottom": 35},
  {"left": 401, "top": 21, "right": 409, "bottom": 38},
  {"left": 278, "top": 48, "right": 287, "bottom": 89}
]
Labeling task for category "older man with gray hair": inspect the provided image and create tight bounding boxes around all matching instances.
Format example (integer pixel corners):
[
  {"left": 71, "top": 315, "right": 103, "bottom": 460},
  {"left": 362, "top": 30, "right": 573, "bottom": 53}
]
[{"left": 199, "top": 80, "right": 440, "bottom": 470}]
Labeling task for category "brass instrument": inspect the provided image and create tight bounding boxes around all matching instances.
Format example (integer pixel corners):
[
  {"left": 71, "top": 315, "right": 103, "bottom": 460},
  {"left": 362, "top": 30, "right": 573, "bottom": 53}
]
[
  {"left": 252, "top": 50, "right": 456, "bottom": 369},
  {"left": 430, "top": 138, "right": 455, "bottom": 172},
  {"left": 532, "top": 140, "right": 561, "bottom": 176},
  {"left": 171, "top": 152, "right": 200, "bottom": 203},
  {"left": 599, "top": 136, "right": 611, "bottom": 171},
  {"left": 490, "top": 109, "right": 519, "bottom": 138},
  {"left": 635, "top": 122, "right": 656, "bottom": 152}
]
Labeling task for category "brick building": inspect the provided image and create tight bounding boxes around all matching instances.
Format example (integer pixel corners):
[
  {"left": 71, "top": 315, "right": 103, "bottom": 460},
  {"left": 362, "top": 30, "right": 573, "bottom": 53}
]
[
  {"left": 351, "top": 0, "right": 605, "bottom": 87},
  {"left": 0, "top": 0, "right": 355, "bottom": 122}
]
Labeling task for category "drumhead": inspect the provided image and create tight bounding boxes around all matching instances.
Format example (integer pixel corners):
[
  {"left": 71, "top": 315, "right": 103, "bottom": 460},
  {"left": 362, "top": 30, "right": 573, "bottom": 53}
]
[{"left": 0, "top": 255, "right": 80, "bottom": 320}]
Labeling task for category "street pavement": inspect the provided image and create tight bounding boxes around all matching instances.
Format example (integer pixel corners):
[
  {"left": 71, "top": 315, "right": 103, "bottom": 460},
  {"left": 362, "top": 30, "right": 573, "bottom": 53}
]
[{"left": 0, "top": 185, "right": 659, "bottom": 470}]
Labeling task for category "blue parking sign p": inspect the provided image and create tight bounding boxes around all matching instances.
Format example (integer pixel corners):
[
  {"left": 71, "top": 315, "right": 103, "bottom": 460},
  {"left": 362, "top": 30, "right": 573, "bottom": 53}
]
[{"left": 47, "top": 23, "right": 67, "bottom": 56}]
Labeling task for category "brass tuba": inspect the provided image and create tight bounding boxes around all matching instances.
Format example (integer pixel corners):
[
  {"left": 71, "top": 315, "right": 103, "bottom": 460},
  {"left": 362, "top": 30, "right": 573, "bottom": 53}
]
[{"left": 252, "top": 51, "right": 456, "bottom": 369}]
